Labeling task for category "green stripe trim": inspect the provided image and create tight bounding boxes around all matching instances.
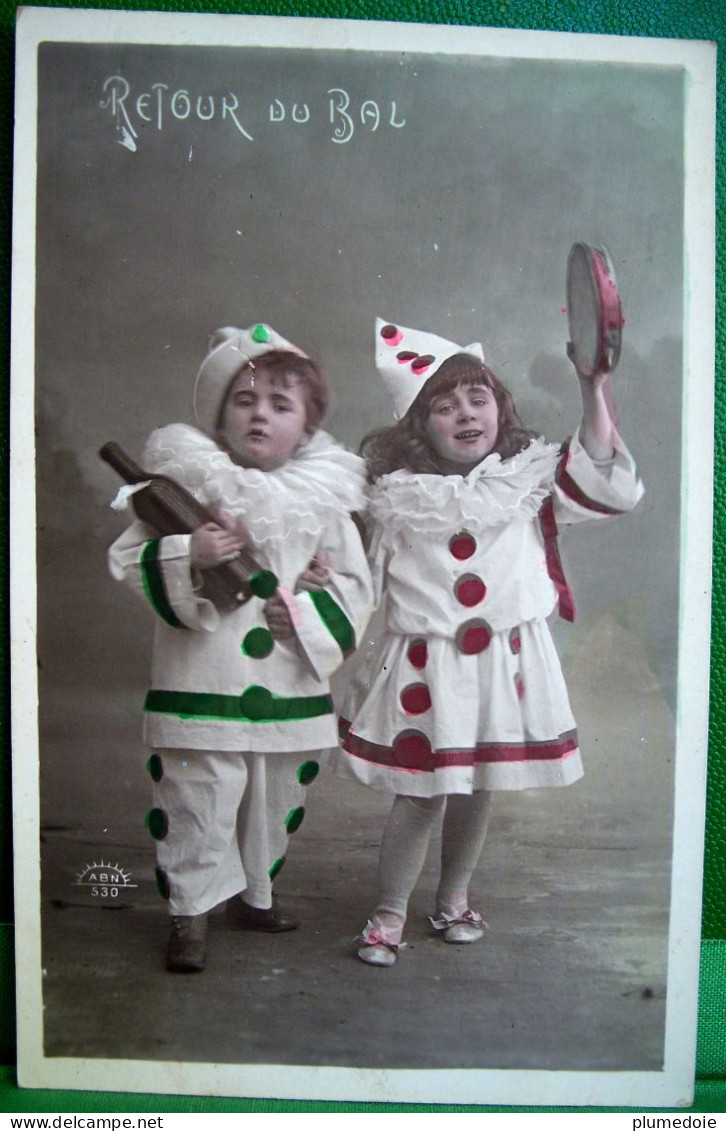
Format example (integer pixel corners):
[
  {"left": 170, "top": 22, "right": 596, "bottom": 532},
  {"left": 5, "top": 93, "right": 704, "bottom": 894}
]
[
  {"left": 309, "top": 590, "right": 355, "bottom": 656},
  {"left": 143, "top": 686, "right": 334, "bottom": 723},
  {"left": 140, "top": 541, "right": 184, "bottom": 628}
]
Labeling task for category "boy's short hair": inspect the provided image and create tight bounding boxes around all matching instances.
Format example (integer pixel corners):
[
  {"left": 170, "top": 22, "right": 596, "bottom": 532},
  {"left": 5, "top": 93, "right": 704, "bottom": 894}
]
[
  {"left": 216, "top": 349, "right": 330, "bottom": 434},
  {"left": 194, "top": 323, "right": 330, "bottom": 436}
]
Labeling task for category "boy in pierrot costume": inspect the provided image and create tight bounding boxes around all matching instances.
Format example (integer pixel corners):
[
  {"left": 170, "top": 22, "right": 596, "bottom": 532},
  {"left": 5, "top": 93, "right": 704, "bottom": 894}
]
[{"left": 109, "top": 322, "right": 373, "bottom": 972}]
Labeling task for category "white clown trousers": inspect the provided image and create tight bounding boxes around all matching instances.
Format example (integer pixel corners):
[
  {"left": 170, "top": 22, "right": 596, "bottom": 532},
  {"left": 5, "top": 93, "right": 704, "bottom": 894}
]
[{"left": 149, "top": 748, "right": 319, "bottom": 917}]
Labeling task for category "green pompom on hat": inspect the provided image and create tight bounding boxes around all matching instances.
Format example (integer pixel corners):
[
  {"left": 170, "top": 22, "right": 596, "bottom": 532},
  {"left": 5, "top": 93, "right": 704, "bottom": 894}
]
[{"left": 193, "top": 323, "right": 307, "bottom": 435}]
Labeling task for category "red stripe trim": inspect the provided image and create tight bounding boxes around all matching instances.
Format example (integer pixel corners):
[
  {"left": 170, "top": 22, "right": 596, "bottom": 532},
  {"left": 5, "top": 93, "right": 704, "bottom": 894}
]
[
  {"left": 339, "top": 720, "right": 579, "bottom": 770},
  {"left": 555, "top": 441, "right": 625, "bottom": 516},
  {"left": 538, "top": 496, "right": 576, "bottom": 623}
]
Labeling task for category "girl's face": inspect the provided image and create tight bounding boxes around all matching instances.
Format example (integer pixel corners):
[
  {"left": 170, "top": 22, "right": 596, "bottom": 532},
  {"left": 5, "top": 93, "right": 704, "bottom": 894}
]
[
  {"left": 424, "top": 380, "right": 499, "bottom": 472},
  {"left": 221, "top": 367, "right": 309, "bottom": 471}
]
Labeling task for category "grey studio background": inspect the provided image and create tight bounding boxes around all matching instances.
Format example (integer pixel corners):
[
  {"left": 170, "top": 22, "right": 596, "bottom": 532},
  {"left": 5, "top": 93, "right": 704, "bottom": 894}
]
[{"left": 34, "top": 40, "right": 682, "bottom": 1073}]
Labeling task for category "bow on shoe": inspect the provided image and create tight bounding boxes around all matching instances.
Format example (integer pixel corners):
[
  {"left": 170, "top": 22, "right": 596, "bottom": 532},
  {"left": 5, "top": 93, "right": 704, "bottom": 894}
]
[
  {"left": 428, "top": 909, "right": 488, "bottom": 932},
  {"left": 356, "top": 920, "right": 406, "bottom": 953}
]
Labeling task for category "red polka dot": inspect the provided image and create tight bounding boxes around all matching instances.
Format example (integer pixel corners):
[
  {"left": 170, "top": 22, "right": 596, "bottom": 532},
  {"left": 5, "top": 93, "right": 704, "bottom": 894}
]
[
  {"left": 381, "top": 324, "right": 403, "bottom": 346},
  {"left": 455, "top": 574, "right": 487, "bottom": 607},
  {"left": 449, "top": 533, "right": 476, "bottom": 560},
  {"left": 393, "top": 730, "right": 432, "bottom": 769},
  {"left": 400, "top": 683, "right": 432, "bottom": 715},
  {"left": 456, "top": 618, "right": 492, "bottom": 654},
  {"left": 514, "top": 674, "right": 525, "bottom": 699},
  {"left": 411, "top": 354, "right": 435, "bottom": 374},
  {"left": 407, "top": 639, "right": 428, "bottom": 670},
  {"left": 509, "top": 627, "right": 521, "bottom": 654}
]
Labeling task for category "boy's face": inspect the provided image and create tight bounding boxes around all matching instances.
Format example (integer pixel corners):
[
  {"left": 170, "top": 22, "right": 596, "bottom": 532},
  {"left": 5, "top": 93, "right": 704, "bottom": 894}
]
[
  {"left": 424, "top": 380, "right": 499, "bottom": 471},
  {"left": 220, "top": 367, "right": 309, "bottom": 471}
]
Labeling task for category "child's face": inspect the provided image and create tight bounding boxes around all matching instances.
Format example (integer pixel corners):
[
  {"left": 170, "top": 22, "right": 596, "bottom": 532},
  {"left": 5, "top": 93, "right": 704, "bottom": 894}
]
[
  {"left": 424, "top": 380, "right": 499, "bottom": 471},
  {"left": 221, "top": 367, "right": 309, "bottom": 471}
]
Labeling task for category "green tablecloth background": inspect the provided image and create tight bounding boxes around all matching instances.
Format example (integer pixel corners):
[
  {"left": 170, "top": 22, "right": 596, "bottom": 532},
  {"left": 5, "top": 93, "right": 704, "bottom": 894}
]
[{"left": 0, "top": 0, "right": 724, "bottom": 1114}]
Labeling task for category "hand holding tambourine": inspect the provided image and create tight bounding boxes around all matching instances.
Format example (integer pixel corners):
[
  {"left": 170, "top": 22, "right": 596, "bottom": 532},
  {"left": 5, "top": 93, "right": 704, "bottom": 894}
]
[{"left": 566, "top": 242, "right": 624, "bottom": 381}]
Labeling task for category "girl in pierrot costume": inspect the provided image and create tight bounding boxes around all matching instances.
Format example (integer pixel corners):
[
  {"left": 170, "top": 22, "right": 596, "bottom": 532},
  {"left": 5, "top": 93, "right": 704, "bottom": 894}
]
[{"left": 334, "top": 318, "right": 644, "bottom": 966}]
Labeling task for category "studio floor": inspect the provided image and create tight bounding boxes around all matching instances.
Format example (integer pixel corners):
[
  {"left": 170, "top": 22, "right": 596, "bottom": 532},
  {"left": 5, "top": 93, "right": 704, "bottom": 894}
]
[{"left": 35, "top": 614, "right": 673, "bottom": 1081}]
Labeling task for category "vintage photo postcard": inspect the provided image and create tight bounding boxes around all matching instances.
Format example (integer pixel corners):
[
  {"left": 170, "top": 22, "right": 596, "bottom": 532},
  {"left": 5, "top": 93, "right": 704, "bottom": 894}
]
[{"left": 10, "top": 6, "right": 715, "bottom": 1108}]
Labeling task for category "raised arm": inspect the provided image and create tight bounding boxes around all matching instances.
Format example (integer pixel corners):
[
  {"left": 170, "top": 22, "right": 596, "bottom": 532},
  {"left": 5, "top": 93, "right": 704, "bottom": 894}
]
[{"left": 567, "top": 341, "right": 616, "bottom": 461}]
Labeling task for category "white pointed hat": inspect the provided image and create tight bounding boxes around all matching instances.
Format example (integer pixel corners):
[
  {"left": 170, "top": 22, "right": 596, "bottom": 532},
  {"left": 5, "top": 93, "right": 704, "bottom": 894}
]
[
  {"left": 194, "top": 322, "right": 307, "bottom": 435},
  {"left": 375, "top": 317, "right": 485, "bottom": 419}
]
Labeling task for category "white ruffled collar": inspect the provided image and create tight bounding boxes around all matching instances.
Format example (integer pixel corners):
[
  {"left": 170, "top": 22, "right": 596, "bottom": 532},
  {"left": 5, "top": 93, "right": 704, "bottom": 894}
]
[
  {"left": 142, "top": 423, "right": 366, "bottom": 549},
  {"left": 368, "top": 437, "right": 561, "bottom": 539}
]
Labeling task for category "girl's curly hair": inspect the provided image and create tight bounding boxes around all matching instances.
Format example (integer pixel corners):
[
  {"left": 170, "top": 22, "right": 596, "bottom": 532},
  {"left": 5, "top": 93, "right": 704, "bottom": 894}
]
[{"left": 361, "top": 353, "right": 537, "bottom": 482}]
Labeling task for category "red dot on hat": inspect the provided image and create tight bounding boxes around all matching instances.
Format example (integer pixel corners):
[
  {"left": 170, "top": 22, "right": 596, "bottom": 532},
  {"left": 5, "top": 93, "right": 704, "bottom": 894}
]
[
  {"left": 400, "top": 683, "right": 432, "bottom": 715},
  {"left": 455, "top": 574, "right": 487, "bottom": 607},
  {"left": 393, "top": 730, "right": 432, "bottom": 769},
  {"left": 456, "top": 619, "right": 492, "bottom": 655},
  {"left": 411, "top": 354, "right": 435, "bottom": 375},
  {"left": 397, "top": 351, "right": 418, "bottom": 364},
  {"left": 407, "top": 639, "right": 428, "bottom": 670},
  {"left": 449, "top": 533, "right": 477, "bottom": 560},
  {"left": 381, "top": 324, "right": 403, "bottom": 346}
]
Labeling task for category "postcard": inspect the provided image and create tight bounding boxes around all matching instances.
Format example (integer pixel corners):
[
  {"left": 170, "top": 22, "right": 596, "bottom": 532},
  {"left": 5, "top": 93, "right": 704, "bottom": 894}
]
[{"left": 10, "top": 6, "right": 716, "bottom": 1107}]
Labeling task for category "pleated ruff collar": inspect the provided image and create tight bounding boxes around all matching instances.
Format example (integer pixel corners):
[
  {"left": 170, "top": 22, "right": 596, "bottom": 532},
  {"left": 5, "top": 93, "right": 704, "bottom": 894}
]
[
  {"left": 143, "top": 423, "right": 367, "bottom": 549},
  {"left": 368, "top": 437, "right": 562, "bottom": 540}
]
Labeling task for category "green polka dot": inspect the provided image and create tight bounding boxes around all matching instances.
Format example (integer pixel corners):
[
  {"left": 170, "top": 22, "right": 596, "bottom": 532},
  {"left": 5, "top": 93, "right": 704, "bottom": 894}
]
[
  {"left": 285, "top": 806, "right": 306, "bottom": 834},
  {"left": 249, "top": 570, "right": 278, "bottom": 599},
  {"left": 242, "top": 627, "right": 275, "bottom": 659},
  {"left": 268, "top": 856, "right": 286, "bottom": 880},
  {"left": 146, "top": 808, "right": 169, "bottom": 840},
  {"left": 239, "top": 685, "right": 274, "bottom": 720},
  {"left": 297, "top": 760, "right": 320, "bottom": 785},
  {"left": 146, "top": 754, "right": 164, "bottom": 782},
  {"left": 155, "top": 867, "right": 170, "bottom": 901},
  {"left": 252, "top": 323, "right": 271, "bottom": 343}
]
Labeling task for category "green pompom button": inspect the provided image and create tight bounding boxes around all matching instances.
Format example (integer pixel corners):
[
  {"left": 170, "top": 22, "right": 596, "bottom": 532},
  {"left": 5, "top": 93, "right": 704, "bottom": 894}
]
[
  {"left": 249, "top": 570, "right": 278, "bottom": 599},
  {"left": 242, "top": 627, "right": 274, "bottom": 659},
  {"left": 239, "top": 685, "right": 274, "bottom": 720},
  {"left": 285, "top": 806, "right": 306, "bottom": 834},
  {"left": 297, "top": 760, "right": 320, "bottom": 785}
]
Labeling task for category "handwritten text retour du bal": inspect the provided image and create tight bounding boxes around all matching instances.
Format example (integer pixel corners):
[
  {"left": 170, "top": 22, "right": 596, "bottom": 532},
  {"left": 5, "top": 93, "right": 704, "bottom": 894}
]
[{"left": 100, "top": 75, "right": 407, "bottom": 148}]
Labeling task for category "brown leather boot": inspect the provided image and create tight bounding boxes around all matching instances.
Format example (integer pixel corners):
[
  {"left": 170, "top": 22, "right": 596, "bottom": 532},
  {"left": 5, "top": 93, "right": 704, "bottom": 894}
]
[
  {"left": 166, "top": 913, "right": 208, "bottom": 972},
  {"left": 225, "top": 896, "right": 299, "bottom": 933}
]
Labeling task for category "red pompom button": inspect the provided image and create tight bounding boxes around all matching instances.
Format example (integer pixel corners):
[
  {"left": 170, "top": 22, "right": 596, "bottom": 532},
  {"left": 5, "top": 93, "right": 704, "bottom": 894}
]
[
  {"left": 393, "top": 730, "right": 433, "bottom": 769},
  {"left": 455, "top": 574, "right": 487, "bottom": 607},
  {"left": 400, "top": 683, "right": 432, "bottom": 716},
  {"left": 407, "top": 639, "right": 428, "bottom": 670},
  {"left": 456, "top": 618, "right": 492, "bottom": 655},
  {"left": 449, "top": 533, "right": 477, "bottom": 560}
]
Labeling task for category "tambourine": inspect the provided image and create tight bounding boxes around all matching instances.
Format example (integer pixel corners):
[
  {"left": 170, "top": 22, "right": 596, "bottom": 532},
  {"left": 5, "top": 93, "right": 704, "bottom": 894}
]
[{"left": 566, "top": 242, "right": 624, "bottom": 378}]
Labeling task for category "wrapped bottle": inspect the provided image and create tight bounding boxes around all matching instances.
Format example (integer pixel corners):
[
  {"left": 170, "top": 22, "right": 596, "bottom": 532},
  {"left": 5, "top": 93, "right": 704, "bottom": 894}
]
[{"left": 99, "top": 442, "right": 278, "bottom": 611}]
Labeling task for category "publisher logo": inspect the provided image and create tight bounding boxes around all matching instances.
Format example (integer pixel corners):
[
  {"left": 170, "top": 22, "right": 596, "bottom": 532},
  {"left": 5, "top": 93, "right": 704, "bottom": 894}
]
[{"left": 74, "top": 861, "right": 137, "bottom": 900}]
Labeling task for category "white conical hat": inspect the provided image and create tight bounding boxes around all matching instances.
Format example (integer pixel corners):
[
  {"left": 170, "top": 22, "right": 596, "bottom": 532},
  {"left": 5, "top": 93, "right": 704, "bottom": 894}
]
[
  {"left": 375, "top": 317, "right": 485, "bottom": 419},
  {"left": 194, "top": 322, "right": 307, "bottom": 435}
]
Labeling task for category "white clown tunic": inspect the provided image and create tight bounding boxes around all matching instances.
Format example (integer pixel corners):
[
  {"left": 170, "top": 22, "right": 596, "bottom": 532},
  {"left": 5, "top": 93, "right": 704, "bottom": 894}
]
[
  {"left": 108, "top": 424, "right": 373, "bottom": 915},
  {"left": 335, "top": 428, "right": 644, "bottom": 797},
  {"left": 109, "top": 424, "right": 373, "bottom": 751}
]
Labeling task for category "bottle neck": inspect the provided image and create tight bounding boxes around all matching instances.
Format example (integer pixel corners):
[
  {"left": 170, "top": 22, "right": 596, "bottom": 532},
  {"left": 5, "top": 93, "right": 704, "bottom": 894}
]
[{"left": 99, "top": 443, "right": 147, "bottom": 485}]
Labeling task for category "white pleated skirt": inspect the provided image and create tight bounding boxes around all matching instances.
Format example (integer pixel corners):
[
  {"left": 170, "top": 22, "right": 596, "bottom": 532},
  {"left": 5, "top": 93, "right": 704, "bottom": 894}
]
[{"left": 335, "top": 618, "right": 583, "bottom": 796}]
